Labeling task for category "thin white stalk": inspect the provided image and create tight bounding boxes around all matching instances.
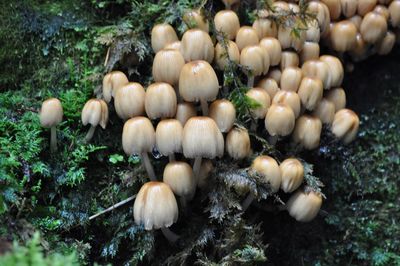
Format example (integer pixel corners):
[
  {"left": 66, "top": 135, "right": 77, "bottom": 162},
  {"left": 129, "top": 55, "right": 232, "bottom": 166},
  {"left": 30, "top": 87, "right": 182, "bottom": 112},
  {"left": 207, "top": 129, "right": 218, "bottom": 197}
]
[
  {"left": 161, "top": 227, "right": 179, "bottom": 243},
  {"left": 193, "top": 157, "right": 202, "bottom": 185},
  {"left": 200, "top": 99, "right": 209, "bottom": 116},
  {"left": 141, "top": 152, "right": 157, "bottom": 181},
  {"left": 168, "top": 153, "right": 175, "bottom": 162},
  {"left": 89, "top": 195, "right": 136, "bottom": 221},
  {"left": 85, "top": 125, "right": 97, "bottom": 142}
]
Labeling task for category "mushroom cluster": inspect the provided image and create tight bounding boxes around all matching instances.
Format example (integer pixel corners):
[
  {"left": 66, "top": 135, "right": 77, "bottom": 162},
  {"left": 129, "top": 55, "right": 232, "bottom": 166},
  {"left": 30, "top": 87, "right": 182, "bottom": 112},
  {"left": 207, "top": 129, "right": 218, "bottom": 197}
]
[{"left": 40, "top": 0, "right": 400, "bottom": 243}]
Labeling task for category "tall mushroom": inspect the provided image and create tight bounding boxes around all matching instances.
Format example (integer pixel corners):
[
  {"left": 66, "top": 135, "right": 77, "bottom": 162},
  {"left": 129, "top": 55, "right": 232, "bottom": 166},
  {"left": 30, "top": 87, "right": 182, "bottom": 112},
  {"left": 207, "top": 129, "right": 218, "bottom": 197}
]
[
  {"left": 151, "top": 24, "right": 179, "bottom": 53},
  {"left": 122, "top": 116, "right": 156, "bottom": 181},
  {"left": 81, "top": 99, "right": 109, "bottom": 142},
  {"left": 214, "top": 10, "right": 240, "bottom": 40},
  {"left": 145, "top": 83, "right": 177, "bottom": 120},
  {"left": 156, "top": 119, "right": 183, "bottom": 162},
  {"left": 152, "top": 49, "right": 185, "bottom": 88},
  {"left": 240, "top": 45, "right": 270, "bottom": 87},
  {"left": 182, "top": 117, "right": 224, "bottom": 183},
  {"left": 134, "top": 181, "right": 179, "bottom": 242},
  {"left": 180, "top": 29, "right": 214, "bottom": 63},
  {"left": 235, "top": 26, "right": 259, "bottom": 52},
  {"left": 39, "top": 98, "right": 63, "bottom": 153},
  {"left": 102, "top": 71, "right": 129, "bottom": 103}
]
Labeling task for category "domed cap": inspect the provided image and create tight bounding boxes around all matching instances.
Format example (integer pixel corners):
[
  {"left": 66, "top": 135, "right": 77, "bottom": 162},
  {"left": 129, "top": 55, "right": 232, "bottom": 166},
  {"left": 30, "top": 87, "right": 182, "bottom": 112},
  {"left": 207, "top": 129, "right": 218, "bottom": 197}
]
[
  {"left": 179, "top": 61, "right": 219, "bottom": 102},
  {"left": 321, "top": 0, "right": 341, "bottom": 20},
  {"left": 272, "top": 91, "right": 301, "bottom": 118},
  {"left": 259, "top": 37, "right": 282, "bottom": 66},
  {"left": 280, "top": 158, "right": 304, "bottom": 193},
  {"left": 122, "top": 116, "right": 155, "bottom": 155},
  {"left": 297, "top": 77, "right": 323, "bottom": 111},
  {"left": 312, "top": 98, "right": 336, "bottom": 125},
  {"left": 214, "top": 40, "right": 240, "bottom": 70},
  {"left": 341, "top": 0, "right": 357, "bottom": 18},
  {"left": 305, "top": 21, "right": 320, "bottom": 42},
  {"left": 156, "top": 119, "right": 183, "bottom": 156},
  {"left": 307, "top": 1, "right": 331, "bottom": 36},
  {"left": 102, "top": 71, "right": 129, "bottom": 102},
  {"left": 163, "top": 161, "right": 196, "bottom": 199},
  {"left": 235, "top": 26, "right": 260, "bottom": 52},
  {"left": 319, "top": 55, "right": 344, "bottom": 88},
  {"left": 357, "top": 0, "right": 378, "bottom": 16},
  {"left": 246, "top": 88, "right": 271, "bottom": 119},
  {"left": 240, "top": 45, "right": 270, "bottom": 76},
  {"left": 151, "top": 24, "right": 179, "bottom": 53},
  {"left": 183, "top": 10, "right": 209, "bottom": 32},
  {"left": 145, "top": 83, "right": 177, "bottom": 119},
  {"left": 280, "top": 67, "right": 303, "bottom": 92},
  {"left": 175, "top": 102, "right": 197, "bottom": 126},
  {"left": 300, "top": 42, "right": 320, "bottom": 64},
  {"left": 81, "top": 99, "right": 109, "bottom": 129},
  {"left": 114, "top": 82, "right": 145, "bottom": 120},
  {"left": 257, "top": 77, "right": 280, "bottom": 99},
  {"left": 265, "top": 103, "right": 295, "bottom": 137},
  {"left": 226, "top": 127, "right": 251, "bottom": 160},
  {"left": 278, "top": 25, "right": 305, "bottom": 51},
  {"left": 286, "top": 190, "right": 322, "bottom": 222},
  {"left": 302, "top": 60, "right": 331, "bottom": 89},
  {"left": 209, "top": 99, "right": 236, "bottom": 133},
  {"left": 214, "top": 10, "right": 240, "bottom": 40},
  {"left": 280, "top": 51, "right": 299, "bottom": 70},
  {"left": 252, "top": 15, "right": 278, "bottom": 39},
  {"left": 360, "top": 12, "right": 387, "bottom": 44},
  {"left": 389, "top": 1, "right": 400, "bottom": 27},
  {"left": 375, "top": 31, "right": 396, "bottom": 55},
  {"left": 250, "top": 155, "right": 281, "bottom": 193},
  {"left": 182, "top": 117, "right": 224, "bottom": 159},
  {"left": 267, "top": 68, "right": 282, "bottom": 86},
  {"left": 152, "top": 49, "right": 185, "bottom": 85},
  {"left": 325, "top": 88, "right": 346, "bottom": 111},
  {"left": 40, "top": 98, "right": 63, "bottom": 128},
  {"left": 180, "top": 29, "right": 214, "bottom": 63},
  {"left": 292, "top": 115, "right": 322, "bottom": 150},
  {"left": 331, "top": 109, "right": 359, "bottom": 144},
  {"left": 134, "top": 181, "right": 178, "bottom": 230}
]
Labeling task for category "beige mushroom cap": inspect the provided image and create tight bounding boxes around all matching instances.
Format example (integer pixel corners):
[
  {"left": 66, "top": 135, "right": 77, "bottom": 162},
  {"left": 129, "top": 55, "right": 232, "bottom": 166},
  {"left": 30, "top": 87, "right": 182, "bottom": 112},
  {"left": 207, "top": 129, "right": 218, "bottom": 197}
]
[
  {"left": 226, "top": 127, "right": 251, "bottom": 160},
  {"left": 240, "top": 45, "right": 270, "bottom": 76},
  {"left": 214, "top": 10, "right": 240, "bottom": 40},
  {"left": 246, "top": 87, "right": 271, "bottom": 119},
  {"left": 175, "top": 102, "right": 197, "bottom": 126},
  {"left": 302, "top": 60, "right": 332, "bottom": 89},
  {"left": 209, "top": 99, "right": 236, "bottom": 133},
  {"left": 40, "top": 98, "right": 63, "bottom": 128},
  {"left": 259, "top": 37, "right": 282, "bottom": 66},
  {"left": 319, "top": 55, "right": 344, "bottom": 88},
  {"left": 235, "top": 26, "right": 260, "bottom": 52},
  {"left": 182, "top": 116, "right": 224, "bottom": 159},
  {"left": 357, "top": 0, "right": 378, "bottom": 16},
  {"left": 389, "top": 1, "right": 400, "bottom": 27},
  {"left": 360, "top": 12, "right": 387, "bottom": 44},
  {"left": 145, "top": 83, "right": 177, "bottom": 119},
  {"left": 265, "top": 103, "right": 296, "bottom": 137},
  {"left": 252, "top": 15, "right": 278, "bottom": 40},
  {"left": 180, "top": 29, "right": 214, "bottom": 63},
  {"left": 287, "top": 190, "right": 323, "bottom": 222},
  {"left": 114, "top": 82, "right": 145, "bottom": 120},
  {"left": 122, "top": 116, "right": 155, "bottom": 155},
  {"left": 272, "top": 91, "right": 301, "bottom": 118},
  {"left": 300, "top": 42, "right": 320, "bottom": 64},
  {"left": 151, "top": 24, "right": 179, "bottom": 53},
  {"left": 325, "top": 88, "right": 346, "bottom": 111},
  {"left": 183, "top": 10, "right": 209, "bottom": 32},
  {"left": 280, "top": 51, "right": 299, "bottom": 70},
  {"left": 341, "top": 0, "right": 357, "bottom": 18},
  {"left": 152, "top": 49, "right": 185, "bottom": 85},
  {"left": 257, "top": 77, "right": 280, "bottom": 99},
  {"left": 163, "top": 161, "right": 196, "bottom": 199},
  {"left": 214, "top": 40, "right": 240, "bottom": 70},
  {"left": 331, "top": 109, "right": 360, "bottom": 144},
  {"left": 278, "top": 25, "right": 306, "bottom": 51},
  {"left": 251, "top": 155, "right": 282, "bottom": 193},
  {"left": 155, "top": 119, "right": 183, "bottom": 156},
  {"left": 134, "top": 181, "right": 178, "bottom": 230},
  {"left": 280, "top": 158, "right": 304, "bottom": 193},
  {"left": 81, "top": 99, "right": 109, "bottom": 129},
  {"left": 102, "top": 71, "right": 129, "bottom": 103},
  {"left": 312, "top": 98, "right": 336, "bottom": 125},
  {"left": 292, "top": 115, "right": 322, "bottom": 150},
  {"left": 280, "top": 67, "right": 303, "bottom": 92},
  {"left": 297, "top": 77, "right": 323, "bottom": 111}
]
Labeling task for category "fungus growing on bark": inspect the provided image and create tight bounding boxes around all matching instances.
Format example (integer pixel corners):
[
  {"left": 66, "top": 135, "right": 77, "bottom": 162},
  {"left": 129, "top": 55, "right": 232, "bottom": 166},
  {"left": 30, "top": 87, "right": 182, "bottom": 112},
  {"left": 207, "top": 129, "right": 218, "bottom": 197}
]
[
  {"left": 182, "top": 117, "right": 224, "bottom": 183},
  {"left": 39, "top": 98, "right": 63, "bottom": 153},
  {"left": 179, "top": 60, "right": 219, "bottom": 115},
  {"left": 240, "top": 45, "right": 270, "bottom": 87},
  {"left": 122, "top": 117, "right": 156, "bottom": 181},
  {"left": 292, "top": 115, "right": 322, "bottom": 150},
  {"left": 180, "top": 29, "right": 214, "bottom": 63},
  {"left": 175, "top": 102, "right": 197, "bottom": 126},
  {"left": 156, "top": 119, "right": 183, "bottom": 162},
  {"left": 151, "top": 24, "right": 179, "bottom": 53},
  {"left": 331, "top": 108, "right": 360, "bottom": 144},
  {"left": 102, "top": 71, "right": 129, "bottom": 103},
  {"left": 226, "top": 127, "right": 251, "bottom": 160},
  {"left": 235, "top": 26, "right": 259, "bottom": 52},
  {"left": 152, "top": 49, "right": 185, "bottom": 86},
  {"left": 280, "top": 158, "right": 304, "bottom": 193},
  {"left": 259, "top": 37, "right": 282, "bottom": 66},
  {"left": 145, "top": 83, "right": 177, "bottom": 120},
  {"left": 286, "top": 189, "right": 323, "bottom": 222},
  {"left": 214, "top": 40, "right": 240, "bottom": 70},
  {"left": 214, "top": 10, "right": 240, "bottom": 40},
  {"left": 209, "top": 99, "right": 236, "bottom": 133},
  {"left": 81, "top": 99, "right": 109, "bottom": 142},
  {"left": 134, "top": 181, "right": 179, "bottom": 242},
  {"left": 114, "top": 82, "right": 145, "bottom": 120}
]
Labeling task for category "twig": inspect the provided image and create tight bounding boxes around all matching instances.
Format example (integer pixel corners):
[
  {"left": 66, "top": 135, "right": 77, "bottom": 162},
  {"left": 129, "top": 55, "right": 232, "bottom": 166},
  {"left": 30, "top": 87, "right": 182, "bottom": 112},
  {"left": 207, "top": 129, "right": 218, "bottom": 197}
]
[{"left": 89, "top": 194, "right": 136, "bottom": 221}]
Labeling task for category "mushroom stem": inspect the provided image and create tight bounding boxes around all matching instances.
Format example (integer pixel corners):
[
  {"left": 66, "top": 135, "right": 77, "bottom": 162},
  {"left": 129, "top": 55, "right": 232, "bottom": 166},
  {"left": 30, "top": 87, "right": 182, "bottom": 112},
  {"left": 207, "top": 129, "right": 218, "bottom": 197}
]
[
  {"left": 174, "top": 85, "right": 182, "bottom": 102},
  {"left": 141, "top": 152, "right": 157, "bottom": 181},
  {"left": 161, "top": 227, "right": 180, "bottom": 243},
  {"left": 50, "top": 126, "right": 57, "bottom": 153},
  {"left": 200, "top": 99, "right": 209, "bottom": 116},
  {"left": 268, "top": 135, "right": 279, "bottom": 146},
  {"left": 247, "top": 75, "right": 254, "bottom": 88},
  {"left": 85, "top": 125, "right": 97, "bottom": 142},
  {"left": 193, "top": 157, "right": 202, "bottom": 184},
  {"left": 168, "top": 153, "right": 176, "bottom": 162},
  {"left": 104, "top": 46, "right": 111, "bottom": 67},
  {"left": 241, "top": 193, "right": 255, "bottom": 212}
]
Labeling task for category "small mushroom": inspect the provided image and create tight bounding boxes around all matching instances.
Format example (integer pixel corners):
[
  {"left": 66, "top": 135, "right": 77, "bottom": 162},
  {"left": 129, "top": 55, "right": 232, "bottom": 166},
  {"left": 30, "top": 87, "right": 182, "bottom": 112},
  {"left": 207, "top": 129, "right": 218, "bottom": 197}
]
[
  {"left": 214, "top": 10, "right": 240, "bottom": 40},
  {"left": 180, "top": 29, "right": 214, "bottom": 63},
  {"left": 179, "top": 60, "right": 219, "bottom": 115},
  {"left": 330, "top": 21, "right": 358, "bottom": 52},
  {"left": 114, "top": 82, "right": 145, "bottom": 120},
  {"left": 272, "top": 91, "right": 301, "bottom": 118},
  {"left": 278, "top": 25, "right": 305, "bottom": 51},
  {"left": 300, "top": 42, "right": 320, "bottom": 63},
  {"left": 302, "top": 60, "right": 331, "bottom": 89},
  {"left": 360, "top": 12, "right": 387, "bottom": 44},
  {"left": 305, "top": 21, "right": 320, "bottom": 43},
  {"left": 321, "top": 0, "right": 341, "bottom": 20},
  {"left": 280, "top": 51, "right": 299, "bottom": 70},
  {"left": 257, "top": 77, "right": 280, "bottom": 99},
  {"left": 312, "top": 98, "right": 336, "bottom": 125},
  {"left": 341, "top": 0, "right": 357, "bottom": 18},
  {"left": 240, "top": 45, "right": 270, "bottom": 87},
  {"left": 375, "top": 31, "right": 396, "bottom": 55},
  {"left": 259, "top": 37, "right": 282, "bottom": 66},
  {"left": 246, "top": 87, "right": 271, "bottom": 130},
  {"left": 122, "top": 117, "right": 156, "bottom": 181},
  {"left": 183, "top": 10, "right": 209, "bottom": 32},
  {"left": 307, "top": 1, "right": 330, "bottom": 37},
  {"left": 226, "top": 127, "right": 251, "bottom": 160},
  {"left": 151, "top": 24, "right": 179, "bottom": 53},
  {"left": 265, "top": 103, "right": 296, "bottom": 143},
  {"left": 182, "top": 117, "right": 224, "bottom": 183},
  {"left": 134, "top": 181, "right": 179, "bottom": 242},
  {"left": 145, "top": 83, "right": 177, "bottom": 120},
  {"left": 235, "top": 26, "right": 260, "bottom": 52},
  {"left": 156, "top": 119, "right": 183, "bottom": 162},
  {"left": 292, "top": 115, "right": 322, "bottom": 150},
  {"left": 209, "top": 99, "right": 236, "bottom": 133},
  {"left": 102, "top": 71, "right": 129, "bottom": 103},
  {"left": 252, "top": 10, "right": 278, "bottom": 39},
  {"left": 175, "top": 102, "right": 197, "bottom": 126},
  {"left": 81, "top": 99, "right": 109, "bottom": 142},
  {"left": 280, "top": 67, "right": 303, "bottom": 92},
  {"left": 319, "top": 55, "right": 344, "bottom": 88},
  {"left": 286, "top": 189, "right": 323, "bottom": 222},
  {"left": 325, "top": 88, "right": 346, "bottom": 111},
  {"left": 357, "top": 0, "right": 378, "bottom": 16},
  {"left": 152, "top": 49, "right": 185, "bottom": 86},
  {"left": 280, "top": 158, "right": 304, "bottom": 193},
  {"left": 39, "top": 98, "right": 63, "bottom": 153},
  {"left": 214, "top": 41, "right": 240, "bottom": 70},
  {"left": 389, "top": 1, "right": 400, "bottom": 27},
  {"left": 331, "top": 109, "right": 360, "bottom": 144},
  {"left": 297, "top": 77, "right": 323, "bottom": 111}
]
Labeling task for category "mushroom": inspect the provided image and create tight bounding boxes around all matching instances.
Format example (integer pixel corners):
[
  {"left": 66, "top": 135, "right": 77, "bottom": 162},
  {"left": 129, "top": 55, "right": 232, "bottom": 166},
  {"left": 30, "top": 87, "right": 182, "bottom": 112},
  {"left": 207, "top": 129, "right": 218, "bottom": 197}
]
[
  {"left": 152, "top": 49, "right": 185, "bottom": 87},
  {"left": 267, "top": 68, "right": 282, "bottom": 85},
  {"left": 197, "top": 160, "right": 214, "bottom": 189},
  {"left": 163, "top": 161, "right": 196, "bottom": 208},
  {"left": 389, "top": 1, "right": 400, "bottom": 27},
  {"left": 265, "top": 103, "right": 296, "bottom": 144},
  {"left": 226, "top": 127, "right": 251, "bottom": 160},
  {"left": 122, "top": 116, "right": 156, "bottom": 181},
  {"left": 286, "top": 189, "right": 323, "bottom": 222},
  {"left": 373, "top": 5, "right": 390, "bottom": 20},
  {"left": 240, "top": 45, "right": 270, "bottom": 87},
  {"left": 330, "top": 21, "right": 358, "bottom": 52},
  {"left": 280, "top": 67, "right": 303, "bottom": 92},
  {"left": 182, "top": 117, "right": 224, "bottom": 183},
  {"left": 305, "top": 21, "right": 320, "bottom": 43},
  {"left": 39, "top": 98, "right": 63, "bottom": 153},
  {"left": 257, "top": 77, "right": 280, "bottom": 99},
  {"left": 156, "top": 119, "right": 183, "bottom": 162},
  {"left": 252, "top": 10, "right": 278, "bottom": 39},
  {"left": 235, "top": 26, "right": 259, "bottom": 52},
  {"left": 319, "top": 55, "right": 344, "bottom": 88},
  {"left": 302, "top": 60, "right": 331, "bottom": 89},
  {"left": 175, "top": 102, "right": 197, "bottom": 126},
  {"left": 145, "top": 83, "right": 177, "bottom": 120},
  {"left": 259, "top": 37, "right": 282, "bottom": 66},
  {"left": 341, "top": 0, "right": 357, "bottom": 18},
  {"left": 375, "top": 31, "right": 396, "bottom": 55},
  {"left": 297, "top": 77, "right": 323, "bottom": 111},
  {"left": 349, "top": 15, "right": 363, "bottom": 31},
  {"left": 292, "top": 115, "right": 322, "bottom": 150},
  {"left": 179, "top": 60, "right": 219, "bottom": 115},
  {"left": 183, "top": 10, "right": 209, "bottom": 32},
  {"left": 208, "top": 99, "right": 236, "bottom": 133},
  {"left": 321, "top": 0, "right": 341, "bottom": 20},
  {"left": 280, "top": 158, "right": 304, "bottom": 193},
  {"left": 242, "top": 155, "right": 281, "bottom": 211},
  {"left": 272, "top": 91, "right": 301, "bottom": 118},
  {"left": 331, "top": 109, "right": 360, "bottom": 144},
  {"left": 114, "top": 82, "right": 145, "bottom": 120},
  {"left": 102, "top": 71, "right": 129, "bottom": 103},
  {"left": 246, "top": 87, "right": 271, "bottom": 130},
  {"left": 357, "top": 0, "right": 378, "bottom": 16},
  {"left": 278, "top": 25, "right": 306, "bottom": 51},
  {"left": 280, "top": 51, "right": 299, "bottom": 70},
  {"left": 300, "top": 42, "right": 320, "bottom": 64},
  {"left": 360, "top": 12, "right": 387, "bottom": 44},
  {"left": 307, "top": 1, "right": 331, "bottom": 37},
  {"left": 214, "top": 40, "right": 240, "bottom": 70},
  {"left": 312, "top": 98, "right": 336, "bottom": 125},
  {"left": 81, "top": 99, "right": 109, "bottom": 142},
  {"left": 180, "top": 29, "right": 214, "bottom": 63},
  {"left": 325, "top": 88, "right": 346, "bottom": 111},
  {"left": 214, "top": 10, "right": 240, "bottom": 40},
  {"left": 151, "top": 24, "right": 179, "bottom": 53},
  {"left": 134, "top": 181, "right": 179, "bottom": 242}
]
